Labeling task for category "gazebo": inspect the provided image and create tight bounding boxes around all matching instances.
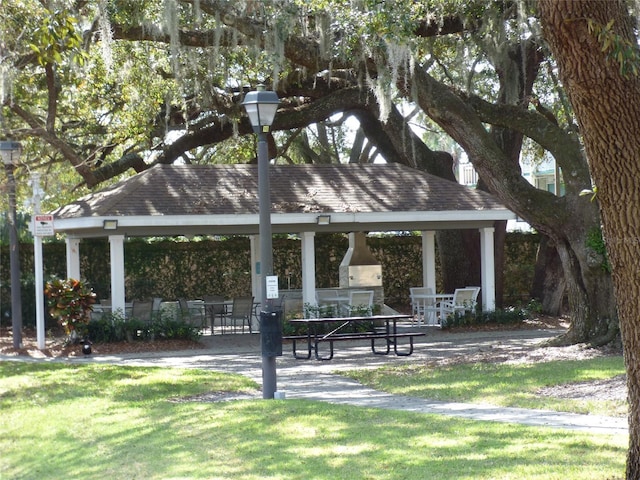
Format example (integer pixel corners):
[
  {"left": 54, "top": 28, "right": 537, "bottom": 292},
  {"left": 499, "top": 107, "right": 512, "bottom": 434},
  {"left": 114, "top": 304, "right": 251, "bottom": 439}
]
[{"left": 51, "top": 163, "right": 516, "bottom": 317}]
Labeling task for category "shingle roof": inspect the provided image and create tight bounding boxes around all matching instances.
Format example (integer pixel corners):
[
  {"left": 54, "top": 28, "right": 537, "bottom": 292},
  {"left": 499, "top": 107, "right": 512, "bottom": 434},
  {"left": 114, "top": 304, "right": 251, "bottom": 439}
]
[{"left": 54, "top": 163, "right": 508, "bottom": 218}]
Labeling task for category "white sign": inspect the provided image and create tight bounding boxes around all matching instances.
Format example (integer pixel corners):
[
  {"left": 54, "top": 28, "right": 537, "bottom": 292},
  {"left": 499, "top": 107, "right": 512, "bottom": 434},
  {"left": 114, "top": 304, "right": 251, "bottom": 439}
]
[
  {"left": 33, "top": 214, "right": 54, "bottom": 237},
  {"left": 266, "top": 275, "right": 279, "bottom": 299}
]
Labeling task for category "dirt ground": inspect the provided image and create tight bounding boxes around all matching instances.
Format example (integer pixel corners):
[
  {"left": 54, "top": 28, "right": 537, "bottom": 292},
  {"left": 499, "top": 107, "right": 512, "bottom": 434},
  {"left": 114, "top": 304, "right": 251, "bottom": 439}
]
[{"left": 0, "top": 316, "right": 626, "bottom": 402}]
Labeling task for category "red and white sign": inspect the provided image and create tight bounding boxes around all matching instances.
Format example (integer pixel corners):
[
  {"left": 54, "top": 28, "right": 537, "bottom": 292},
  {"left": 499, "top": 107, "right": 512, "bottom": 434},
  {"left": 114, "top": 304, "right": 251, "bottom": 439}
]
[{"left": 34, "top": 214, "right": 54, "bottom": 236}]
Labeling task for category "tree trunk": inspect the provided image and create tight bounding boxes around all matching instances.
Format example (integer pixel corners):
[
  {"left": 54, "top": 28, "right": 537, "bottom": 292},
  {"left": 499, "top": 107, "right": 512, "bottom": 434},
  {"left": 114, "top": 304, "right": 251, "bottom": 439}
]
[
  {"left": 538, "top": 1, "right": 640, "bottom": 475},
  {"left": 408, "top": 42, "right": 616, "bottom": 346},
  {"left": 530, "top": 235, "right": 566, "bottom": 315}
]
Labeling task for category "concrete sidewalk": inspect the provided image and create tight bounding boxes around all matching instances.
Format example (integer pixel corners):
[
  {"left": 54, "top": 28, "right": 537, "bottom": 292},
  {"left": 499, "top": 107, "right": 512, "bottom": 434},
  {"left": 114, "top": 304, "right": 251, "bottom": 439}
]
[{"left": 3, "top": 326, "right": 628, "bottom": 435}]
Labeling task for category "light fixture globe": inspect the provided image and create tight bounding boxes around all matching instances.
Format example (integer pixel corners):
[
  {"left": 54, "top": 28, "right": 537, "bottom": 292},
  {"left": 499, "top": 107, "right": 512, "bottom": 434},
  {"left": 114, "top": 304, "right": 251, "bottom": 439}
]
[
  {"left": 0, "top": 141, "right": 22, "bottom": 165},
  {"left": 242, "top": 85, "right": 280, "bottom": 133}
]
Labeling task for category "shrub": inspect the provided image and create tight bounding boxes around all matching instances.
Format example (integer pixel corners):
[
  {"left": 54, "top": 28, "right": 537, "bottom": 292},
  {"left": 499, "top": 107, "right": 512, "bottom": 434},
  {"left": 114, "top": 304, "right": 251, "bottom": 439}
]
[
  {"left": 86, "top": 310, "right": 201, "bottom": 343},
  {"left": 44, "top": 278, "right": 96, "bottom": 340},
  {"left": 440, "top": 306, "right": 527, "bottom": 329}
]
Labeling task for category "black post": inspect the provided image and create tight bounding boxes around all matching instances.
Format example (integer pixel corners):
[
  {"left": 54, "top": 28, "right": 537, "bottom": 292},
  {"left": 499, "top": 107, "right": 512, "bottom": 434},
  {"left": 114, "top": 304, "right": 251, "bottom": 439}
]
[
  {"left": 257, "top": 131, "right": 280, "bottom": 398},
  {"left": 5, "top": 162, "right": 22, "bottom": 349}
]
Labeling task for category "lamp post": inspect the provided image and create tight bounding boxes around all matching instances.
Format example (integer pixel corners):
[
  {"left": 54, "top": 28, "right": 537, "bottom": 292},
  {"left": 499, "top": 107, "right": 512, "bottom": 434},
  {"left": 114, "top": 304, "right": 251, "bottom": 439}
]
[
  {"left": 1, "top": 141, "right": 23, "bottom": 349},
  {"left": 242, "top": 85, "right": 281, "bottom": 399}
]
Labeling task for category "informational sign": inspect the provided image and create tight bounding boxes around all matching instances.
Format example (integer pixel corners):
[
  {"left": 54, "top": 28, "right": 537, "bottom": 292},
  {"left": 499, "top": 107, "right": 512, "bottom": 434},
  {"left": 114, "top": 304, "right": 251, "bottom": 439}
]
[
  {"left": 266, "top": 275, "right": 279, "bottom": 299},
  {"left": 33, "top": 214, "right": 54, "bottom": 237}
]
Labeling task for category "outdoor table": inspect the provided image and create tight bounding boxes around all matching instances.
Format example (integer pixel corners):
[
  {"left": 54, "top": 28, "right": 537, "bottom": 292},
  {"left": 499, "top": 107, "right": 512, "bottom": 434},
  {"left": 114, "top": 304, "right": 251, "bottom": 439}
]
[
  {"left": 203, "top": 299, "right": 261, "bottom": 333},
  {"left": 286, "top": 314, "right": 424, "bottom": 360},
  {"left": 411, "top": 293, "right": 453, "bottom": 325}
]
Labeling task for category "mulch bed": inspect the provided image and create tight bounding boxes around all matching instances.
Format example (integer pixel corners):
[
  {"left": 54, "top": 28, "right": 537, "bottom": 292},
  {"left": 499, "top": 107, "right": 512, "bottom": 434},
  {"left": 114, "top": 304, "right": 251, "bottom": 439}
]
[{"left": 0, "top": 327, "right": 204, "bottom": 358}]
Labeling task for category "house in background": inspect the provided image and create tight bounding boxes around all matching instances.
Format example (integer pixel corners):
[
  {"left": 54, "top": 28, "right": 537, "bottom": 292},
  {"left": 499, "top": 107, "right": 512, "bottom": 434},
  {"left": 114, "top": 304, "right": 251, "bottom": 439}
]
[{"left": 457, "top": 156, "right": 564, "bottom": 231}]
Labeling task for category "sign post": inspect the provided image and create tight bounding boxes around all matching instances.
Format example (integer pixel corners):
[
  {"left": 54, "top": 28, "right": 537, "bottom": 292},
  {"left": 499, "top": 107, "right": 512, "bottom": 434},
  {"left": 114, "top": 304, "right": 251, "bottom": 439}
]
[{"left": 31, "top": 175, "right": 52, "bottom": 349}]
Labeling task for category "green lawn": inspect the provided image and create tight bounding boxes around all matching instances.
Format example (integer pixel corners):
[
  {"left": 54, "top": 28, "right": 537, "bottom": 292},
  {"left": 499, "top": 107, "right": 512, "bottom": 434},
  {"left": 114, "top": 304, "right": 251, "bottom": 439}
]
[
  {"left": 0, "top": 361, "right": 626, "bottom": 480},
  {"left": 345, "top": 356, "right": 627, "bottom": 416}
]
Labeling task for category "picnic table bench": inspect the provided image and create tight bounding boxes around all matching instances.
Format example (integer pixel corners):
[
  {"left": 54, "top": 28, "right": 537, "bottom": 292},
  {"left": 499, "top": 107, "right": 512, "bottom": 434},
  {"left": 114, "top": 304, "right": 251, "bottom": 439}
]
[{"left": 284, "top": 314, "right": 425, "bottom": 361}]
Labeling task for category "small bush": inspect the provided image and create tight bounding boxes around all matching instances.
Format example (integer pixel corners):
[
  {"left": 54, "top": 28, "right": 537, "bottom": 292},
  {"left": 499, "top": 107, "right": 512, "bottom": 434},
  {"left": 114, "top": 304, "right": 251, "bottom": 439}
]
[
  {"left": 440, "top": 306, "right": 527, "bottom": 329},
  {"left": 44, "top": 278, "right": 96, "bottom": 340},
  {"left": 86, "top": 311, "right": 200, "bottom": 343}
]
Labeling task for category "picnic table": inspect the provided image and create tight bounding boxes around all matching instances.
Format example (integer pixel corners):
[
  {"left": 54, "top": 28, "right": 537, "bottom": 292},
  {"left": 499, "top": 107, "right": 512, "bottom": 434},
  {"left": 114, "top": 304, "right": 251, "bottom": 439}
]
[{"left": 284, "top": 314, "right": 425, "bottom": 361}]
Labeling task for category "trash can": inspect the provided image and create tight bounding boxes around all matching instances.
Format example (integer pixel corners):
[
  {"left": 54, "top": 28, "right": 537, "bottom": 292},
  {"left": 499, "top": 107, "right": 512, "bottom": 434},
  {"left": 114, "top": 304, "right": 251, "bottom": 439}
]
[{"left": 260, "top": 310, "right": 283, "bottom": 357}]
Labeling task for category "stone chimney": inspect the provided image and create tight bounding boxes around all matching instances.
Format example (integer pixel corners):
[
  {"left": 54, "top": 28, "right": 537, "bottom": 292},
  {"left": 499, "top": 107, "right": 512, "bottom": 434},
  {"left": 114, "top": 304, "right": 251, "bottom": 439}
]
[{"left": 339, "top": 232, "right": 383, "bottom": 288}]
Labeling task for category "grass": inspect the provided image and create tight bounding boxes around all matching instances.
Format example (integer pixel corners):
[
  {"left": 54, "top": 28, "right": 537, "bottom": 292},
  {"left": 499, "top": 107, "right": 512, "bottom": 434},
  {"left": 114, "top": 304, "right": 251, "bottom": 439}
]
[
  {"left": 0, "top": 361, "right": 626, "bottom": 480},
  {"left": 345, "top": 356, "right": 627, "bottom": 416}
]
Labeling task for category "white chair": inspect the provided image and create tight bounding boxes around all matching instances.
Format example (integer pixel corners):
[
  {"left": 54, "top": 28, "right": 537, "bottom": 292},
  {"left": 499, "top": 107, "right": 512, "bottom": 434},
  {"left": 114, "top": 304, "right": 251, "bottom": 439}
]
[
  {"left": 315, "top": 290, "right": 340, "bottom": 317},
  {"left": 440, "top": 287, "right": 480, "bottom": 319},
  {"left": 410, "top": 287, "right": 437, "bottom": 326},
  {"left": 466, "top": 286, "right": 481, "bottom": 303},
  {"left": 341, "top": 290, "right": 374, "bottom": 317}
]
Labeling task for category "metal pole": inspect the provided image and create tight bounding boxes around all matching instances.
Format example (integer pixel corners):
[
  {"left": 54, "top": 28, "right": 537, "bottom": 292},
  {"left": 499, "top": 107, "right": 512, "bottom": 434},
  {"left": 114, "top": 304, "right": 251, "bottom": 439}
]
[
  {"left": 5, "top": 162, "right": 22, "bottom": 349},
  {"left": 32, "top": 173, "right": 46, "bottom": 349},
  {"left": 257, "top": 131, "right": 277, "bottom": 399}
]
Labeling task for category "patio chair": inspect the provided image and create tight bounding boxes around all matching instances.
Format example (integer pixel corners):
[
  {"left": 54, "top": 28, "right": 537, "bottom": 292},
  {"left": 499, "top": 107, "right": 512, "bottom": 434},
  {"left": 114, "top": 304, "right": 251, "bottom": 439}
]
[
  {"left": 203, "top": 294, "right": 226, "bottom": 333},
  {"left": 178, "top": 298, "right": 206, "bottom": 328},
  {"left": 223, "top": 296, "right": 254, "bottom": 334},
  {"left": 150, "top": 297, "right": 163, "bottom": 320},
  {"left": 440, "top": 287, "right": 480, "bottom": 319},
  {"left": 131, "top": 299, "right": 153, "bottom": 323},
  {"left": 409, "top": 287, "right": 436, "bottom": 326},
  {"left": 341, "top": 290, "right": 374, "bottom": 317},
  {"left": 315, "top": 290, "right": 340, "bottom": 317}
]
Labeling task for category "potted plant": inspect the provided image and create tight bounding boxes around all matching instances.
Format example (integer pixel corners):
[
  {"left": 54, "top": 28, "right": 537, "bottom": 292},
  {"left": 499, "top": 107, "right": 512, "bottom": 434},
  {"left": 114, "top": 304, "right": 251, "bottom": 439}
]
[{"left": 44, "top": 278, "right": 96, "bottom": 344}]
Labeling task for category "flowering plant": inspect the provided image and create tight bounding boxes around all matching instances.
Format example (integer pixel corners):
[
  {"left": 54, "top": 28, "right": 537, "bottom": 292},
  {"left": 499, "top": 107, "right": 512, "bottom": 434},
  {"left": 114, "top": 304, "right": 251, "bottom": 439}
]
[{"left": 44, "top": 278, "right": 96, "bottom": 338}]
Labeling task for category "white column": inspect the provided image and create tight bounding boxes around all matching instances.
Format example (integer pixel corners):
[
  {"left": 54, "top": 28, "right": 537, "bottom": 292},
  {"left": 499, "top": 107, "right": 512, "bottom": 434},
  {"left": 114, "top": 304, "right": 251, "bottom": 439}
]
[
  {"left": 421, "top": 231, "right": 436, "bottom": 291},
  {"left": 479, "top": 227, "right": 496, "bottom": 312},
  {"left": 34, "top": 235, "right": 45, "bottom": 349},
  {"left": 65, "top": 237, "right": 81, "bottom": 279},
  {"left": 108, "top": 235, "right": 126, "bottom": 316},
  {"left": 31, "top": 174, "right": 47, "bottom": 349},
  {"left": 301, "top": 231, "right": 316, "bottom": 307}
]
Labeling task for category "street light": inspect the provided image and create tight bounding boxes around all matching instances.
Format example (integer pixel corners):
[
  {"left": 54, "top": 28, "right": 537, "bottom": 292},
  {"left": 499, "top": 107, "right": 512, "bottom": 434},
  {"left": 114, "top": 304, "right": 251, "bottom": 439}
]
[
  {"left": 1, "top": 140, "right": 23, "bottom": 349},
  {"left": 242, "top": 85, "right": 281, "bottom": 399}
]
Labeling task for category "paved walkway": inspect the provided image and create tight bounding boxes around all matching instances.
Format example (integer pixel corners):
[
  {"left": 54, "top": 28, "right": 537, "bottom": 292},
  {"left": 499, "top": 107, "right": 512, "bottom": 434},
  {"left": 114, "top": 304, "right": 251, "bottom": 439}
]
[{"left": 3, "top": 326, "right": 628, "bottom": 436}]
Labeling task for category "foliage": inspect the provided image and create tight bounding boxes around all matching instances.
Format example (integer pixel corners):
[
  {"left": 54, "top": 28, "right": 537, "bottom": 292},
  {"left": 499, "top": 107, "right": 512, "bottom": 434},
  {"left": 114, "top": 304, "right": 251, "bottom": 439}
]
[
  {"left": 87, "top": 310, "right": 200, "bottom": 343},
  {"left": 440, "top": 305, "right": 528, "bottom": 329},
  {"left": 44, "top": 278, "right": 96, "bottom": 337},
  {"left": 303, "top": 302, "right": 337, "bottom": 319},
  {"left": 28, "top": 9, "right": 88, "bottom": 67},
  {"left": 586, "top": 18, "right": 640, "bottom": 77},
  {"left": 586, "top": 226, "right": 611, "bottom": 273},
  {"left": 0, "top": 212, "right": 34, "bottom": 246}
]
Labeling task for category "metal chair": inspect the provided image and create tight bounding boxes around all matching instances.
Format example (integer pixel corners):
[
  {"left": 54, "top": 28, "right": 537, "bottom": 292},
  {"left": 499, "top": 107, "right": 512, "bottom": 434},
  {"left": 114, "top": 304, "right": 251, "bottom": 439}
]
[
  {"left": 315, "top": 289, "right": 340, "bottom": 317},
  {"left": 341, "top": 290, "right": 374, "bottom": 317},
  {"left": 203, "top": 294, "right": 226, "bottom": 333},
  {"left": 131, "top": 299, "right": 153, "bottom": 323},
  {"left": 178, "top": 298, "right": 205, "bottom": 328},
  {"left": 410, "top": 287, "right": 436, "bottom": 326},
  {"left": 223, "top": 296, "right": 254, "bottom": 333},
  {"left": 440, "top": 288, "right": 480, "bottom": 319}
]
